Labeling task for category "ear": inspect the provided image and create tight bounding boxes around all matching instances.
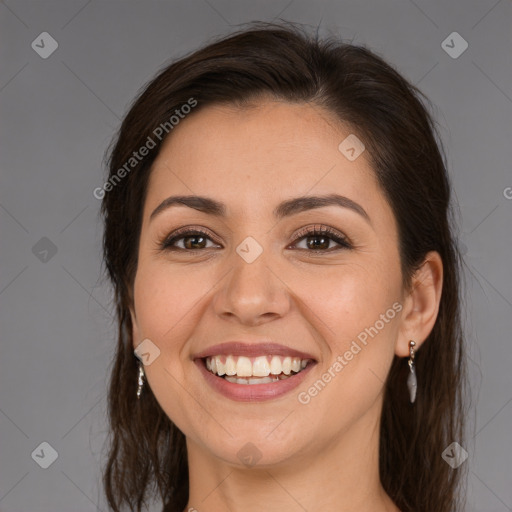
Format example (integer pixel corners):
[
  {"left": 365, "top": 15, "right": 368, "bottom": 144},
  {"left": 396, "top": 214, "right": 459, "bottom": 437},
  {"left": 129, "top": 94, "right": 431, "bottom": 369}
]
[{"left": 395, "top": 250, "right": 443, "bottom": 357}]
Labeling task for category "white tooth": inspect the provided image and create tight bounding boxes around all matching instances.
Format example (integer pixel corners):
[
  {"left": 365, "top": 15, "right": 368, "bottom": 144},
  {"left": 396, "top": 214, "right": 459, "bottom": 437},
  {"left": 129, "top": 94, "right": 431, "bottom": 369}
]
[
  {"left": 249, "top": 377, "right": 273, "bottom": 384},
  {"left": 270, "top": 356, "right": 282, "bottom": 375},
  {"left": 253, "top": 356, "right": 270, "bottom": 376},
  {"left": 211, "top": 357, "right": 217, "bottom": 373},
  {"left": 206, "top": 357, "right": 212, "bottom": 371},
  {"left": 301, "top": 359, "right": 307, "bottom": 369},
  {"left": 282, "top": 357, "right": 292, "bottom": 375},
  {"left": 227, "top": 374, "right": 275, "bottom": 385},
  {"left": 236, "top": 356, "right": 252, "bottom": 377},
  {"left": 225, "top": 355, "right": 237, "bottom": 376},
  {"left": 215, "top": 356, "right": 226, "bottom": 376},
  {"left": 291, "top": 357, "right": 301, "bottom": 372}
]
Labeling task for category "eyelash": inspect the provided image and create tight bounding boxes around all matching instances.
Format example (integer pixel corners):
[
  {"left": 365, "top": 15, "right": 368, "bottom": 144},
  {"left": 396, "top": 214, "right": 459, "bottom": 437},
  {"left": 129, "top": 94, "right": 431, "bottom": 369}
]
[{"left": 159, "top": 224, "right": 352, "bottom": 253}]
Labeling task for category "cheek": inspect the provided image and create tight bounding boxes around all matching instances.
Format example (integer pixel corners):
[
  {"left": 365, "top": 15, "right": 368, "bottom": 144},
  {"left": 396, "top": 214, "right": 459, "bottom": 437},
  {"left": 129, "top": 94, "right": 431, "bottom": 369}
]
[
  {"left": 304, "top": 256, "right": 402, "bottom": 404},
  {"left": 303, "top": 261, "right": 400, "bottom": 343},
  {"left": 293, "top": 272, "right": 401, "bottom": 437},
  {"left": 131, "top": 263, "right": 210, "bottom": 432},
  {"left": 133, "top": 261, "right": 204, "bottom": 339}
]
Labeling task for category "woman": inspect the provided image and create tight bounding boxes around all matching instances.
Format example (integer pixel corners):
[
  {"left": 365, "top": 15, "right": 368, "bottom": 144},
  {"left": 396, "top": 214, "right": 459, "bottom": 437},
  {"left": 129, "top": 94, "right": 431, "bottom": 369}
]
[{"left": 101, "top": 22, "right": 467, "bottom": 512}]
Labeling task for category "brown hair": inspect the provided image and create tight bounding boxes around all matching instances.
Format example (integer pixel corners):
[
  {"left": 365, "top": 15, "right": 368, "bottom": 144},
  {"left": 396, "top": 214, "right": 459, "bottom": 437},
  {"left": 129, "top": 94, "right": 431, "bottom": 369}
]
[{"left": 101, "top": 21, "right": 468, "bottom": 512}]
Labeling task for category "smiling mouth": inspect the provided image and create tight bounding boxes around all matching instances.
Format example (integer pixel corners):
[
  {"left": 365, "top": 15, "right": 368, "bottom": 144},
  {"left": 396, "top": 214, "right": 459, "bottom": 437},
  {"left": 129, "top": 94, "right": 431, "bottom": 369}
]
[{"left": 202, "top": 354, "right": 315, "bottom": 385}]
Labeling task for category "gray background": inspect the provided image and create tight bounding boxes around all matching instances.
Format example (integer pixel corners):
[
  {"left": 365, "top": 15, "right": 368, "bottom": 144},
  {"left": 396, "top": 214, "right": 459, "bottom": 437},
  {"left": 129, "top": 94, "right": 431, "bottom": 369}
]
[{"left": 1, "top": 1, "right": 511, "bottom": 511}]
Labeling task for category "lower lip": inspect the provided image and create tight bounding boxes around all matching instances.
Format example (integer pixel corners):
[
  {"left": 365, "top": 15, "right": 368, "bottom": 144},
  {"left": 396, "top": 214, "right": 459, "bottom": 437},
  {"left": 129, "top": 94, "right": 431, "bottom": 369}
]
[{"left": 194, "top": 358, "right": 316, "bottom": 402}]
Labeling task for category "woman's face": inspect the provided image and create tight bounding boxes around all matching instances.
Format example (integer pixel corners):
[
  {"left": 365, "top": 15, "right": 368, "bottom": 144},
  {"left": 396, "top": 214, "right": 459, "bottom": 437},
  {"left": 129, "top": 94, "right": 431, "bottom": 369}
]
[{"left": 131, "top": 99, "right": 407, "bottom": 467}]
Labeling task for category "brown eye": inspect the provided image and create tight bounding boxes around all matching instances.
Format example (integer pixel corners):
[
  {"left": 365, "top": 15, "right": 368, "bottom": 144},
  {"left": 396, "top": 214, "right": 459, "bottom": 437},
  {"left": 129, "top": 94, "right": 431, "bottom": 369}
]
[
  {"left": 292, "top": 226, "right": 352, "bottom": 252},
  {"left": 161, "top": 230, "right": 220, "bottom": 251}
]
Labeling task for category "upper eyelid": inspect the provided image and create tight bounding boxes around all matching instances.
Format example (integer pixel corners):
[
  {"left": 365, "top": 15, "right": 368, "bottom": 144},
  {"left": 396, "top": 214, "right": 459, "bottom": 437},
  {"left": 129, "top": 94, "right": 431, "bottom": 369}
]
[
  {"left": 161, "top": 225, "right": 351, "bottom": 249},
  {"left": 293, "top": 224, "right": 348, "bottom": 239}
]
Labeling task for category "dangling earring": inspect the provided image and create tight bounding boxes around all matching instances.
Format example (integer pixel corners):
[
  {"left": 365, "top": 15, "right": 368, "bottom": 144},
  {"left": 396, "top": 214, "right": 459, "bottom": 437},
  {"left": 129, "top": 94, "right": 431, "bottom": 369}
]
[
  {"left": 136, "top": 362, "right": 145, "bottom": 399},
  {"left": 407, "top": 340, "right": 417, "bottom": 403}
]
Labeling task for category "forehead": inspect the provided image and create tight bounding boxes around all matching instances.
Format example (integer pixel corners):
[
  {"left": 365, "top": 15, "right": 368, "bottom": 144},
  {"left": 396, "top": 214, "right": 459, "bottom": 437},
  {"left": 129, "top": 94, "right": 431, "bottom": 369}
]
[{"left": 145, "top": 100, "right": 385, "bottom": 220}]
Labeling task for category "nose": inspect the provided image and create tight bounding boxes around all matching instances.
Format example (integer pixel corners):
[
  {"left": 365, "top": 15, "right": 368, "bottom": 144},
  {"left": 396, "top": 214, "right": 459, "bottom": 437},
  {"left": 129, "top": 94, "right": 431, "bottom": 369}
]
[{"left": 212, "top": 245, "right": 291, "bottom": 327}]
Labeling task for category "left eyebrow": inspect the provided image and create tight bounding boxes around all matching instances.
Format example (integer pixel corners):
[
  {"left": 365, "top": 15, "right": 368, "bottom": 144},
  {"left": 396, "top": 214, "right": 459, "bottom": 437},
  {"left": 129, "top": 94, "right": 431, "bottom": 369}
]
[
  {"left": 150, "top": 193, "right": 371, "bottom": 226},
  {"left": 273, "top": 194, "right": 371, "bottom": 225}
]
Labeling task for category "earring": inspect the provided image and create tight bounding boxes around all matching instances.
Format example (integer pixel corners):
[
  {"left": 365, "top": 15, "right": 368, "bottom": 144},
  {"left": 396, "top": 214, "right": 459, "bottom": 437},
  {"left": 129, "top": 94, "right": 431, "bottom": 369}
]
[
  {"left": 136, "top": 362, "right": 145, "bottom": 399},
  {"left": 407, "top": 340, "right": 417, "bottom": 403}
]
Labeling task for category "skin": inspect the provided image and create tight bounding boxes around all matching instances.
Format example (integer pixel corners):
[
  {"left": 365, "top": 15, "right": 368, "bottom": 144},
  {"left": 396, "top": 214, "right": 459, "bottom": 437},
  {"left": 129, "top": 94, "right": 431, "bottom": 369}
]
[{"left": 130, "top": 98, "right": 443, "bottom": 512}]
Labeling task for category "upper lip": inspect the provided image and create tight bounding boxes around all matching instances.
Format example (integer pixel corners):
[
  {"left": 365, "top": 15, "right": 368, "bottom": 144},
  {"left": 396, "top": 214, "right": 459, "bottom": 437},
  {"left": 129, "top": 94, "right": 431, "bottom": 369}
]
[{"left": 193, "top": 342, "right": 317, "bottom": 361}]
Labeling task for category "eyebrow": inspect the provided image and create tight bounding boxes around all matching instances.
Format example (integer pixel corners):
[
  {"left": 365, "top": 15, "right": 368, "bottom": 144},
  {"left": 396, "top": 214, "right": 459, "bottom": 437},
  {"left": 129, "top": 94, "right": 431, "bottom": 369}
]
[{"left": 150, "top": 193, "right": 371, "bottom": 225}]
